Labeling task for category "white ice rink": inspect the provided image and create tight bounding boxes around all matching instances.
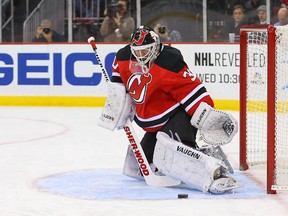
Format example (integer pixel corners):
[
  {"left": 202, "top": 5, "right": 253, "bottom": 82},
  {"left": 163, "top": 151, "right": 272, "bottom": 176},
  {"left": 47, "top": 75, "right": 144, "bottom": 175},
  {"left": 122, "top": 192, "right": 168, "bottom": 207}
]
[{"left": 0, "top": 106, "right": 287, "bottom": 216}]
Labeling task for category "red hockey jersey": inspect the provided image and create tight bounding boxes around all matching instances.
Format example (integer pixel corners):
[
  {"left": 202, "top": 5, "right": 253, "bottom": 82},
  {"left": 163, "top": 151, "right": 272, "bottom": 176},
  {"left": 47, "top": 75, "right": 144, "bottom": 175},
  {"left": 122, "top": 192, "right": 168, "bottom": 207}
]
[{"left": 111, "top": 44, "right": 214, "bottom": 132}]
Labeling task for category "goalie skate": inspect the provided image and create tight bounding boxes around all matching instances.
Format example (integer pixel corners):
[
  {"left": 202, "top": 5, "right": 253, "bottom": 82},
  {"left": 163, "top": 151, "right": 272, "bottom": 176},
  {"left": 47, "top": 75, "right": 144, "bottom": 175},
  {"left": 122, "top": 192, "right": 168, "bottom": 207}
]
[{"left": 209, "top": 175, "right": 243, "bottom": 194}]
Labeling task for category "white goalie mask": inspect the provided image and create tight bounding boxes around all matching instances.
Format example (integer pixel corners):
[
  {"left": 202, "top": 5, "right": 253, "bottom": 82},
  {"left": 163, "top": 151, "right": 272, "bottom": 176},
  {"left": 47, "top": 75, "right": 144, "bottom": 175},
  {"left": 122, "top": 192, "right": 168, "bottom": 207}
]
[{"left": 130, "top": 26, "right": 160, "bottom": 72}]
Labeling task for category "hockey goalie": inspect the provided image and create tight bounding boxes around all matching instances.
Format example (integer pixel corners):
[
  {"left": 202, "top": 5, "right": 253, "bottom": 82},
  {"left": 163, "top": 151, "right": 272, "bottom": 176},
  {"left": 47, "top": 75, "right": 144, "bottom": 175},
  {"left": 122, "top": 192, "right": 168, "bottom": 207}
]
[{"left": 98, "top": 25, "right": 242, "bottom": 194}]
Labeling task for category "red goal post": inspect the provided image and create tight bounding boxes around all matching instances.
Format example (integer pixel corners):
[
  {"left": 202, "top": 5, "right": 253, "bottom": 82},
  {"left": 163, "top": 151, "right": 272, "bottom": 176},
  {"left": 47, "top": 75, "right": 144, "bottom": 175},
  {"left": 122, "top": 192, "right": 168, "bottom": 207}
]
[{"left": 239, "top": 24, "right": 288, "bottom": 194}]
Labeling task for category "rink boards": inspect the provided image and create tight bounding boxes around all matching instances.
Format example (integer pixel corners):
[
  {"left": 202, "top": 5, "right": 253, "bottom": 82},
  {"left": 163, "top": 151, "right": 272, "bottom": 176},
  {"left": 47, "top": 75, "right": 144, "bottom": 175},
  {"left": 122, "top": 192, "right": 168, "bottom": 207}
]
[{"left": 0, "top": 43, "right": 240, "bottom": 110}]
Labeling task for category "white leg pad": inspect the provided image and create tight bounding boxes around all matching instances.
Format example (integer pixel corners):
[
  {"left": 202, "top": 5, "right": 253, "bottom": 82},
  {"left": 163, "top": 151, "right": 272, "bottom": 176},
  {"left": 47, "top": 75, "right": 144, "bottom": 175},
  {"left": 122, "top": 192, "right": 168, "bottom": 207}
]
[
  {"left": 153, "top": 132, "right": 227, "bottom": 192},
  {"left": 122, "top": 145, "right": 144, "bottom": 181}
]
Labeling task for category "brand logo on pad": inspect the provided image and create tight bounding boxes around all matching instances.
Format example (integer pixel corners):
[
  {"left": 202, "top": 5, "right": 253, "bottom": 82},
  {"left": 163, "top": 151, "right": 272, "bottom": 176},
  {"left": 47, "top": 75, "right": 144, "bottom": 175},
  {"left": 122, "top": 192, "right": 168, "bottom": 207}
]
[
  {"left": 196, "top": 108, "right": 207, "bottom": 126},
  {"left": 127, "top": 73, "right": 152, "bottom": 104},
  {"left": 177, "top": 146, "right": 201, "bottom": 159}
]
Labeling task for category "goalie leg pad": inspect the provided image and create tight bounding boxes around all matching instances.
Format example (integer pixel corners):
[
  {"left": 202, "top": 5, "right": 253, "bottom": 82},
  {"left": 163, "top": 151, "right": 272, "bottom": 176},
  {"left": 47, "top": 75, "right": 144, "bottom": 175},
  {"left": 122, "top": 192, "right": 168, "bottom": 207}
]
[
  {"left": 153, "top": 132, "right": 227, "bottom": 192},
  {"left": 122, "top": 146, "right": 161, "bottom": 181},
  {"left": 190, "top": 102, "right": 238, "bottom": 145},
  {"left": 122, "top": 145, "right": 144, "bottom": 181},
  {"left": 97, "top": 82, "right": 135, "bottom": 131}
]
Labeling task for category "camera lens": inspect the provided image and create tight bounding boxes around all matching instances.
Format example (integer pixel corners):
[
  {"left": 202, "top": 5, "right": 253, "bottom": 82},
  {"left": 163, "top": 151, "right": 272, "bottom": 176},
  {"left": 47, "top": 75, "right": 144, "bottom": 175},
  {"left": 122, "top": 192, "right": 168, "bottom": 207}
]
[
  {"left": 107, "top": 4, "right": 119, "bottom": 17},
  {"left": 158, "top": 26, "right": 166, "bottom": 34},
  {"left": 43, "top": 28, "right": 51, "bottom": 34}
]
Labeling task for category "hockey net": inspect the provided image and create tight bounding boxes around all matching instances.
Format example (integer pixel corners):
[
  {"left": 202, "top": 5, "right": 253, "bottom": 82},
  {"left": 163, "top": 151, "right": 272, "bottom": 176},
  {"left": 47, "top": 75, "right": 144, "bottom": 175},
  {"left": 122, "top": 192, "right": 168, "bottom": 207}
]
[{"left": 239, "top": 24, "right": 288, "bottom": 194}]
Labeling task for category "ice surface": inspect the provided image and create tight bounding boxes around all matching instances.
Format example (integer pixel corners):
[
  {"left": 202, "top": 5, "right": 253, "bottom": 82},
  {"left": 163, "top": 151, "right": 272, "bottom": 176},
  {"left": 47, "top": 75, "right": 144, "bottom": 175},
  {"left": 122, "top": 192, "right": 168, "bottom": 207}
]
[{"left": 0, "top": 107, "right": 287, "bottom": 216}]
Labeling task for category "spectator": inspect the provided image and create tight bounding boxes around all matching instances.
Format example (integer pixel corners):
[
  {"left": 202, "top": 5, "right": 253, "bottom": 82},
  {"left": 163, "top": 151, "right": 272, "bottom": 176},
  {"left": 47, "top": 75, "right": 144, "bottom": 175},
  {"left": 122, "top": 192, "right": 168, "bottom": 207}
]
[
  {"left": 244, "top": 0, "right": 266, "bottom": 10},
  {"left": 116, "top": 0, "right": 135, "bottom": 42},
  {"left": 228, "top": 0, "right": 248, "bottom": 13},
  {"left": 100, "top": 0, "right": 135, "bottom": 42},
  {"left": 223, "top": 5, "right": 247, "bottom": 41},
  {"left": 243, "top": 0, "right": 266, "bottom": 24},
  {"left": 274, "top": 7, "right": 288, "bottom": 26},
  {"left": 100, "top": 3, "right": 122, "bottom": 42},
  {"left": 32, "top": 19, "right": 65, "bottom": 42},
  {"left": 281, "top": 0, "right": 288, "bottom": 8},
  {"left": 153, "top": 23, "right": 183, "bottom": 42},
  {"left": 254, "top": 5, "right": 267, "bottom": 24}
]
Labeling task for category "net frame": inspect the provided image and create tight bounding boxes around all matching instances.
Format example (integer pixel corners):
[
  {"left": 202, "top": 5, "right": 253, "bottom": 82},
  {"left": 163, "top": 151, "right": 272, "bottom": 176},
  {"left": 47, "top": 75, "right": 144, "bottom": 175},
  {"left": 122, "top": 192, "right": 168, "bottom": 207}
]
[{"left": 239, "top": 24, "right": 288, "bottom": 194}]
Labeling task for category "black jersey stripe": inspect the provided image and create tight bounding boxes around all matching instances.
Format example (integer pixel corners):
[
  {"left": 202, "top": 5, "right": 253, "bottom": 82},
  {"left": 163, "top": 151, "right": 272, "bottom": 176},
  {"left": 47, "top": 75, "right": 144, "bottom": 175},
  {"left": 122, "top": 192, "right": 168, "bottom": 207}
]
[
  {"left": 111, "top": 75, "right": 123, "bottom": 83},
  {"left": 134, "top": 106, "right": 181, "bottom": 128},
  {"left": 181, "top": 86, "right": 207, "bottom": 110}
]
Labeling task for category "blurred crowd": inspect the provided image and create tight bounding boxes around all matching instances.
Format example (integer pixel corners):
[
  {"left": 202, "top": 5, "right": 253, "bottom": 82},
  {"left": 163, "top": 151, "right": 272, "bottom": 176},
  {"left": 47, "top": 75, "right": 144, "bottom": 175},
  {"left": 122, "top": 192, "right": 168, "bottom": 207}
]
[
  {"left": 207, "top": 0, "right": 288, "bottom": 41},
  {"left": 1, "top": 0, "right": 288, "bottom": 43}
]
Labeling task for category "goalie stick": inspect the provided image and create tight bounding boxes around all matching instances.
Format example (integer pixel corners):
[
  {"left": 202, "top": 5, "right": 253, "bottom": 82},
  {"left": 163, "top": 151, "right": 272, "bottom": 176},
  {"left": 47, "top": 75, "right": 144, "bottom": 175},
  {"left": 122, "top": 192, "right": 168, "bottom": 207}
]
[{"left": 87, "top": 37, "right": 181, "bottom": 187}]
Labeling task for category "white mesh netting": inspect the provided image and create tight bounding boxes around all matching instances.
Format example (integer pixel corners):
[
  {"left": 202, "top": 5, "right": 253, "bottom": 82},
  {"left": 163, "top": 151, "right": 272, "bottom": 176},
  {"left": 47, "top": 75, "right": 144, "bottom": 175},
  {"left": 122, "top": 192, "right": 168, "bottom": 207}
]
[{"left": 244, "top": 26, "right": 288, "bottom": 189}]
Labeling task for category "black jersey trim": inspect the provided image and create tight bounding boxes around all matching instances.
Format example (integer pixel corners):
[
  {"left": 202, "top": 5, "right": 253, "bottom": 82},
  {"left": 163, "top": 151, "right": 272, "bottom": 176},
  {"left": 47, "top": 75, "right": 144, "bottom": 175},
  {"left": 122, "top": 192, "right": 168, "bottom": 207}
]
[
  {"left": 111, "top": 76, "right": 123, "bottom": 83},
  {"left": 155, "top": 46, "right": 186, "bottom": 73},
  {"left": 181, "top": 86, "right": 207, "bottom": 109},
  {"left": 134, "top": 106, "right": 181, "bottom": 128},
  {"left": 116, "top": 45, "right": 135, "bottom": 61}
]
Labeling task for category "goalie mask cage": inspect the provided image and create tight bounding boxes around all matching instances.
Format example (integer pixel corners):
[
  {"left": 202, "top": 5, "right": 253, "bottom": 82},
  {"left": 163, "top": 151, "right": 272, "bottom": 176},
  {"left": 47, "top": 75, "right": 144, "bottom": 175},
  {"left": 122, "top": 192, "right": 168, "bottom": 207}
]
[{"left": 240, "top": 24, "right": 288, "bottom": 194}]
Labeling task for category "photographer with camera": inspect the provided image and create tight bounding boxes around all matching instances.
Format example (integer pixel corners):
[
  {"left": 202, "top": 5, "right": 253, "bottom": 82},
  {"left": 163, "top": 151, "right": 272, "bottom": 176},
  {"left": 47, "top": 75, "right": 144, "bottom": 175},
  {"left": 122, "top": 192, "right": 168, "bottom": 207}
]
[
  {"left": 32, "top": 19, "right": 65, "bottom": 42},
  {"left": 153, "top": 22, "right": 182, "bottom": 42},
  {"left": 100, "top": 0, "right": 135, "bottom": 42},
  {"left": 100, "top": 3, "right": 122, "bottom": 42}
]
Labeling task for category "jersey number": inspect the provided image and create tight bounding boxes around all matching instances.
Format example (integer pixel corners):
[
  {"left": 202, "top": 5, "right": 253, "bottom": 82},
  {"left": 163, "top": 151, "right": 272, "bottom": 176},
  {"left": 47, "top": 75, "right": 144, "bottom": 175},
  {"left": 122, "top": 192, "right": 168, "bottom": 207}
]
[{"left": 183, "top": 69, "right": 197, "bottom": 81}]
